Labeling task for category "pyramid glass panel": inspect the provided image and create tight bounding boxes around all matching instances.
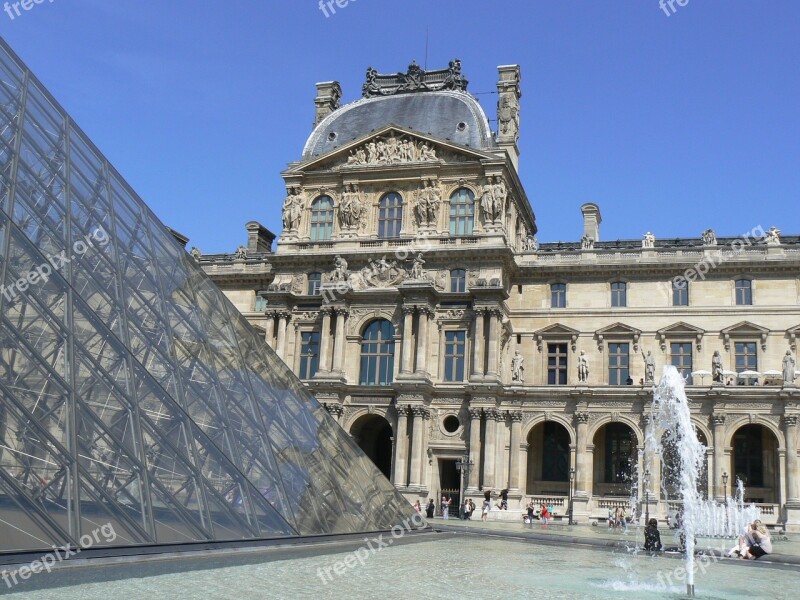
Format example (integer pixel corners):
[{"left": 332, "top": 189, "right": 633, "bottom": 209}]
[{"left": 0, "top": 37, "right": 416, "bottom": 554}]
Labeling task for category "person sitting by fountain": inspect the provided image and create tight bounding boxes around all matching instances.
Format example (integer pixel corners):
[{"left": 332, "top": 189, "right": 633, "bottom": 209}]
[
  {"left": 643, "top": 518, "right": 663, "bottom": 552},
  {"left": 739, "top": 520, "right": 772, "bottom": 560}
]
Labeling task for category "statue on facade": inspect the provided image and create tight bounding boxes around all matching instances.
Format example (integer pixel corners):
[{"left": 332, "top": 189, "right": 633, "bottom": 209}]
[
  {"left": 330, "top": 255, "right": 350, "bottom": 283},
  {"left": 701, "top": 228, "right": 718, "bottom": 246},
  {"left": 712, "top": 350, "right": 723, "bottom": 383},
  {"left": 783, "top": 350, "right": 796, "bottom": 385},
  {"left": 409, "top": 253, "right": 426, "bottom": 280},
  {"left": 413, "top": 180, "right": 440, "bottom": 227},
  {"left": 581, "top": 234, "right": 595, "bottom": 250},
  {"left": 765, "top": 226, "right": 781, "bottom": 246},
  {"left": 190, "top": 246, "right": 201, "bottom": 262},
  {"left": 337, "top": 184, "right": 364, "bottom": 229},
  {"left": 523, "top": 235, "right": 539, "bottom": 251},
  {"left": 642, "top": 350, "right": 656, "bottom": 384},
  {"left": 578, "top": 351, "right": 589, "bottom": 383},
  {"left": 234, "top": 245, "right": 248, "bottom": 260},
  {"left": 511, "top": 350, "right": 525, "bottom": 383},
  {"left": 282, "top": 187, "right": 304, "bottom": 231},
  {"left": 441, "top": 59, "right": 467, "bottom": 91},
  {"left": 642, "top": 232, "right": 656, "bottom": 249},
  {"left": 479, "top": 176, "right": 505, "bottom": 224}
]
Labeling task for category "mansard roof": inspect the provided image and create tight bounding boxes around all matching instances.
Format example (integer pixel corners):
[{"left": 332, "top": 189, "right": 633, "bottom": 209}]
[{"left": 303, "top": 90, "right": 495, "bottom": 160}]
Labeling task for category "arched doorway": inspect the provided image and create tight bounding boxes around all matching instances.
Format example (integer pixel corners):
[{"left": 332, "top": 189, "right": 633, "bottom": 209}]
[
  {"left": 731, "top": 424, "right": 779, "bottom": 503},
  {"left": 350, "top": 414, "right": 393, "bottom": 480},
  {"left": 593, "top": 422, "right": 637, "bottom": 496},
  {"left": 526, "top": 421, "right": 571, "bottom": 495}
]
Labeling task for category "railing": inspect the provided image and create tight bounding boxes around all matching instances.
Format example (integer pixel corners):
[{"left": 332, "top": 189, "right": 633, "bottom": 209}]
[
  {"left": 359, "top": 240, "right": 384, "bottom": 248},
  {"left": 527, "top": 495, "right": 566, "bottom": 508},
  {"left": 757, "top": 504, "right": 776, "bottom": 515},
  {"left": 596, "top": 498, "right": 631, "bottom": 509}
]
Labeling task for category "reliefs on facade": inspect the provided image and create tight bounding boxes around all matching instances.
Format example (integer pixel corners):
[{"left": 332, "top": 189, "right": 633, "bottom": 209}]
[
  {"left": 361, "top": 59, "right": 468, "bottom": 98},
  {"left": 413, "top": 179, "right": 441, "bottom": 228},
  {"left": 282, "top": 186, "right": 304, "bottom": 232},
  {"left": 346, "top": 132, "right": 438, "bottom": 166},
  {"left": 328, "top": 255, "right": 350, "bottom": 283},
  {"left": 497, "top": 94, "right": 520, "bottom": 141}
]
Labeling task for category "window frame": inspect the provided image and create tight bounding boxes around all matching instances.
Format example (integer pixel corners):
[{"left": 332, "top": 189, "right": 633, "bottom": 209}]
[
  {"left": 672, "top": 279, "right": 689, "bottom": 306},
  {"left": 550, "top": 283, "right": 567, "bottom": 309},
  {"left": 735, "top": 279, "right": 753, "bottom": 306},
  {"left": 448, "top": 187, "right": 475, "bottom": 236},
  {"left": 298, "top": 330, "right": 321, "bottom": 380},
  {"left": 307, "top": 272, "right": 322, "bottom": 296},
  {"left": 378, "top": 191, "right": 403, "bottom": 239},
  {"left": 359, "top": 319, "right": 396, "bottom": 386},
  {"left": 546, "top": 342, "right": 568, "bottom": 385},
  {"left": 608, "top": 342, "right": 630, "bottom": 385},
  {"left": 670, "top": 341, "right": 693, "bottom": 384},
  {"left": 610, "top": 281, "right": 627, "bottom": 307},
  {"left": 443, "top": 330, "right": 467, "bottom": 382},
  {"left": 309, "top": 195, "right": 335, "bottom": 241},
  {"left": 450, "top": 268, "right": 467, "bottom": 293}
]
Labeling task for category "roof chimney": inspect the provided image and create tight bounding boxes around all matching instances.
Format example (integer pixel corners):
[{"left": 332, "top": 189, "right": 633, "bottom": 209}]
[
  {"left": 313, "top": 81, "right": 342, "bottom": 129},
  {"left": 246, "top": 221, "right": 276, "bottom": 254},
  {"left": 580, "top": 203, "right": 601, "bottom": 243}
]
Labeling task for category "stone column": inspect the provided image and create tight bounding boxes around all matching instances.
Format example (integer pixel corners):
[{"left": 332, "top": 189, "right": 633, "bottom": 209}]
[
  {"left": 712, "top": 414, "right": 727, "bottom": 501},
  {"left": 471, "top": 309, "right": 485, "bottom": 378},
  {"left": 483, "top": 409, "right": 498, "bottom": 490},
  {"left": 466, "top": 408, "right": 482, "bottom": 492},
  {"left": 393, "top": 405, "right": 409, "bottom": 487},
  {"left": 575, "top": 412, "right": 592, "bottom": 494},
  {"left": 509, "top": 412, "right": 523, "bottom": 492},
  {"left": 495, "top": 413, "right": 508, "bottom": 489},
  {"left": 276, "top": 312, "right": 289, "bottom": 359},
  {"left": 318, "top": 308, "right": 332, "bottom": 372},
  {"left": 783, "top": 415, "right": 799, "bottom": 502},
  {"left": 415, "top": 308, "right": 430, "bottom": 375},
  {"left": 331, "top": 308, "right": 348, "bottom": 373},
  {"left": 265, "top": 315, "right": 275, "bottom": 348},
  {"left": 408, "top": 406, "right": 425, "bottom": 488},
  {"left": 486, "top": 309, "right": 500, "bottom": 378},
  {"left": 400, "top": 307, "right": 415, "bottom": 374}
]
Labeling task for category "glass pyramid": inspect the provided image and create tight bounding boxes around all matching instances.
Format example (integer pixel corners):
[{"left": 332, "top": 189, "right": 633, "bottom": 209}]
[{"left": 0, "top": 37, "right": 415, "bottom": 554}]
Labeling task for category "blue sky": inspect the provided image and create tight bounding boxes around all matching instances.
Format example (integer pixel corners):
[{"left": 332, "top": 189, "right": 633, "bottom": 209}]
[{"left": 1, "top": 0, "right": 798, "bottom": 252}]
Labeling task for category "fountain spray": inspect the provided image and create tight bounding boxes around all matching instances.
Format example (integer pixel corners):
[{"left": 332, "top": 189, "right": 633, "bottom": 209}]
[{"left": 648, "top": 366, "right": 706, "bottom": 597}]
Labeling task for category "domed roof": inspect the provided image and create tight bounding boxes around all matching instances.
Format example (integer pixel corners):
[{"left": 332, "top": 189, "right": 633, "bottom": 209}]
[{"left": 302, "top": 90, "right": 495, "bottom": 160}]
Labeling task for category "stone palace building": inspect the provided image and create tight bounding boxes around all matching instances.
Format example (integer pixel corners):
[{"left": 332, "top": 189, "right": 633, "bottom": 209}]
[{"left": 198, "top": 60, "right": 800, "bottom": 529}]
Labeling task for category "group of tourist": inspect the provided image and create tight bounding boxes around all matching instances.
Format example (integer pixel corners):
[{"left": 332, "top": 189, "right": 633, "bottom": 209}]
[
  {"left": 607, "top": 507, "right": 632, "bottom": 529},
  {"left": 643, "top": 517, "right": 772, "bottom": 561}
]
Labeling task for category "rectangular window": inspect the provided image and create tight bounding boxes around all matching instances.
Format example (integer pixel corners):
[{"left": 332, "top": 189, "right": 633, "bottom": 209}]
[
  {"left": 254, "top": 295, "right": 268, "bottom": 312},
  {"left": 299, "top": 331, "right": 320, "bottom": 379},
  {"left": 611, "top": 282, "right": 627, "bottom": 307},
  {"left": 735, "top": 279, "right": 752, "bottom": 305},
  {"left": 734, "top": 341, "right": 758, "bottom": 373},
  {"left": 307, "top": 273, "right": 322, "bottom": 296},
  {"left": 671, "top": 342, "right": 693, "bottom": 384},
  {"left": 450, "top": 269, "right": 466, "bottom": 293},
  {"left": 551, "top": 283, "right": 566, "bottom": 308},
  {"left": 672, "top": 279, "right": 688, "bottom": 306},
  {"left": 444, "top": 331, "right": 466, "bottom": 382},
  {"left": 547, "top": 343, "right": 568, "bottom": 385},
  {"left": 608, "top": 342, "right": 629, "bottom": 385}
]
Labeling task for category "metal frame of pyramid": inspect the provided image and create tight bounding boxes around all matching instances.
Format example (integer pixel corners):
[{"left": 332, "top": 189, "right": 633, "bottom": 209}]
[{"left": 0, "top": 36, "right": 415, "bottom": 554}]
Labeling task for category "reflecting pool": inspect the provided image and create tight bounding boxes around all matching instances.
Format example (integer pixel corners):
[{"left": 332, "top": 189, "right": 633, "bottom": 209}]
[{"left": 5, "top": 534, "right": 800, "bottom": 599}]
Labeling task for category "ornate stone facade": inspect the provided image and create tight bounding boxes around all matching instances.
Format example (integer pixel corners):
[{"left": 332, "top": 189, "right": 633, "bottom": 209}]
[{"left": 204, "top": 61, "right": 800, "bottom": 531}]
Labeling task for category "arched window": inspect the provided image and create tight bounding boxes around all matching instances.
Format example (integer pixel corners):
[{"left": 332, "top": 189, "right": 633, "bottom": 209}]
[
  {"left": 450, "top": 269, "right": 466, "bottom": 293},
  {"left": 449, "top": 188, "right": 475, "bottom": 236},
  {"left": 309, "top": 196, "right": 334, "bottom": 241},
  {"left": 378, "top": 192, "right": 403, "bottom": 239},
  {"left": 360, "top": 320, "right": 395, "bottom": 385}
]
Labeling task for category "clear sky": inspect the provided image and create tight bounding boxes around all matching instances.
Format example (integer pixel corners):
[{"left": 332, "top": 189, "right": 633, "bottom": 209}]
[{"left": 1, "top": 0, "right": 798, "bottom": 252}]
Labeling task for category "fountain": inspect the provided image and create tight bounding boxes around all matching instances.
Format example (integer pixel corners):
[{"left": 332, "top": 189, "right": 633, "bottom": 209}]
[{"left": 644, "top": 366, "right": 761, "bottom": 596}]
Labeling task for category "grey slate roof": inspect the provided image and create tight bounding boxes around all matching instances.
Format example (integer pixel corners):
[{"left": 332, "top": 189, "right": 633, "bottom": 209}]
[{"left": 302, "top": 90, "right": 495, "bottom": 159}]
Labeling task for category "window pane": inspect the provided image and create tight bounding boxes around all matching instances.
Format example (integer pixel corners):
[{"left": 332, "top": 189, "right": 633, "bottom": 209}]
[
  {"left": 547, "top": 343, "right": 568, "bottom": 385},
  {"left": 670, "top": 342, "right": 693, "bottom": 383},
  {"left": 360, "top": 320, "right": 395, "bottom": 385},
  {"left": 299, "top": 331, "right": 320, "bottom": 379},
  {"left": 611, "top": 282, "right": 627, "bottom": 307},
  {"left": 672, "top": 279, "right": 688, "bottom": 306},
  {"left": 307, "top": 273, "right": 322, "bottom": 296},
  {"left": 450, "top": 269, "right": 466, "bottom": 293},
  {"left": 378, "top": 192, "right": 403, "bottom": 239},
  {"left": 608, "top": 343, "right": 629, "bottom": 385},
  {"left": 444, "top": 331, "right": 466, "bottom": 382},
  {"left": 449, "top": 188, "right": 474, "bottom": 236},
  {"left": 551, "top": 284, "right": 566, "bottom": 308},
  {"left": 310, "top": 196, "right": 334, "bottom": 241}
]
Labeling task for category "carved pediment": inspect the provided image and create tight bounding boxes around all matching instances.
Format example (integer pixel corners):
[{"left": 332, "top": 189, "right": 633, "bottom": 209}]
[
  {"left": 290, "top": 126, "right": 492, "bottom": 173},
  {"left": 533, "top": 323, "right": 580, "bottom": 352},
  {"left": 657, "top": 322, "right": 706, "bottom": 351},
  {"left": 595, "top": 323, "right": 642, "bottom": 352},
  {"left": 721, "top": 321, "right": 770, "bottom": 351}
]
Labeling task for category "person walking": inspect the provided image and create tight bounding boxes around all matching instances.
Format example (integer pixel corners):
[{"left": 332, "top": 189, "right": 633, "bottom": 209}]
[
  {"left": 425, "top": 498, "right": 435, "bottom": 519},
  {"left": 481, "top": 497, "right": 490, "bottom": 522},
  {"left": 526, "top": 500, "right": 535, "bottom": 528},
  {"left": 441, "top": 495, "right": 451, "bottom": 519},
  {"left": 540, "top": 503, "right": 550, "bottom": 528}
]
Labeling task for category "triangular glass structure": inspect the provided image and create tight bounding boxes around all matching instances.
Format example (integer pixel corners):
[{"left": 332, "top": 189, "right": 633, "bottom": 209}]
[{"left": 0, "top": 37, "right": 415, "bottom": 553}]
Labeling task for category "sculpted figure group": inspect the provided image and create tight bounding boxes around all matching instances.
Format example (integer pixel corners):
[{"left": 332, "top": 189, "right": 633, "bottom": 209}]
[
  {"left": 347, "top": 134, "right": 437, "bottom": 166},
  {"left": 479, "top": 176, "right": 508, "bottom": 224}
]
